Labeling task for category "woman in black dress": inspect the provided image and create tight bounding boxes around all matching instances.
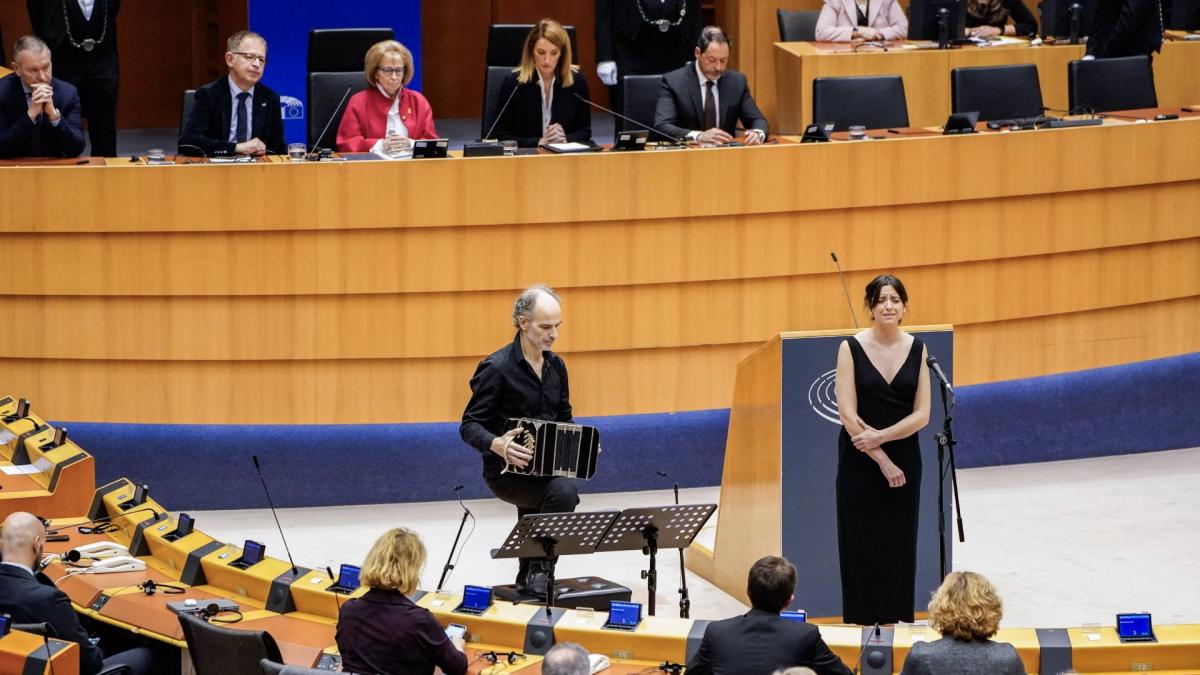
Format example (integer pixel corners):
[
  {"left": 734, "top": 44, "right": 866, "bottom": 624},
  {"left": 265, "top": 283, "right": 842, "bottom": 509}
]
[{"left": 835, "top": 274, "right": 931, "bottom": 625}]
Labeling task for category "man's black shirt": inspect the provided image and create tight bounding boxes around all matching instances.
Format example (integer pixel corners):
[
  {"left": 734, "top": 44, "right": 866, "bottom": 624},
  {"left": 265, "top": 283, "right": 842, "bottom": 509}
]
[{"left": 460, "top": 332, "right": 573, "bottom": 479}]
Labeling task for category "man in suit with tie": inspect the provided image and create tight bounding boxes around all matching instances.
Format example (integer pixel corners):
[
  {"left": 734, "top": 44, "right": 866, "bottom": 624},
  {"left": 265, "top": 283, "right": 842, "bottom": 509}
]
[
  {"left": 27, "top": 0, "right": 122, "bottom": 157},
  {"left": 685, "top": 556, "right": 852, "bottom": 675},
  {"left": 654, "top": 26, "right": 768, "bottom": 146},
  {"left": 178, "top": 30, "right": 285, "bottom": 158},
  {"left": 0, "top": 35, "right": 85, "bottom": 159}
]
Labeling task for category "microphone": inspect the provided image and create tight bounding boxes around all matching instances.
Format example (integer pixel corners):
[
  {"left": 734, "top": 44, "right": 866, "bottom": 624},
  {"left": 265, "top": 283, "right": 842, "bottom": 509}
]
[
  {"left": 250, "top": 455, "right": 299, "bottom": 576},
  {"left": 482, "top": 82, "right": 522, "bottom": 142},
  {"left": 852, "top": 623, "right": 883, "bottom": 674},
  {"left": 655, "top": 470, "right": 680, "bottom": 505},
  {"left": 175, "top": 143, "right": 209, "bottom": 159},
  {"left": 572, "top": 92, "right": 685, "bottom": 145},
  {"left": 926, "top": 356, "right": 954, "bottom": 394},
  {"left": 830, "top": 252, "right": 860, "bottom": 329},
  {"left": 437, "top": 484, "right": 475, "bottom": 591},
  {"left": 308, "top": 85, "right": 353, "bottom": 159},
  {"left": 326, "top": 566, "right": 346, "bottom": 615}
]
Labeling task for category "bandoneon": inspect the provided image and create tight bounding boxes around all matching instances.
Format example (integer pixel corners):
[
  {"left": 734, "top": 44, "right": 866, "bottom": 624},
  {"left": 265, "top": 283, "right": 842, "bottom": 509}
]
[{"left": 502, "top": 418, "right": 600, "bottom": 479}]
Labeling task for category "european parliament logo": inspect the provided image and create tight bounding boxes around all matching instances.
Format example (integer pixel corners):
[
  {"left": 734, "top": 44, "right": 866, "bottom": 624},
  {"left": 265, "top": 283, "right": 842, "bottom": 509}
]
[
  {"left": 808, "top": 369, "right": 841, "bottom": 425},
  {"left": 280, "top": 95, "right": 304, "bottom": 120}
]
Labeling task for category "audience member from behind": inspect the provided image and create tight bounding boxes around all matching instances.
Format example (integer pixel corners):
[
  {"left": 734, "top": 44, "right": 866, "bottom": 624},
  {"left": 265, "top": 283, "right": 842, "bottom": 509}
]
[
  {"left": 964, "top": 0, "right": 1038, "bottom": 39},
  {"left": 686, "top": 556, "right": 851, "bottom": 675},
  {"left": 775, "top": 669, "right": 818, "bottom": 675},
  {"left": 492, "top": 19, "right": 592, "bottom": 148},
  {"left": 542, "top": 642, "right": 591, "bottom": 675},
  {"left": 899, "top": 571, "right": 1026, "bottom": 675},
  {"left": 0, "top": 35, "right": 85, "bottom": 158},
  {"left": 335, "top": 40, "right": 438, "bottom": 154},
  {"left": 814, "top": 0, "right": 908, "bottom": 42},
  {"left": 654, "top": 26, "right": 768, "bottom": 145},
  {"left": 335, "top": 528, "right": 467, "bottom": 675},
  {"left": 178, "top": 30, "right": 285, "bottom": 158},
  {"left": 0, "top": 512, "right": 158, "bottom": 675}
]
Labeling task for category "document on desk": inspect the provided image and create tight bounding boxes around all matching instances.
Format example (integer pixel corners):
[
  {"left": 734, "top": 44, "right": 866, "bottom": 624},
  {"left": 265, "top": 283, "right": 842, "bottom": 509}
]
[
  {"left": 542, "top": 142, "right": 595, "bottom": 153},
  {"left": 1, "top": 463, "right": 41, "bottom": 475},
  {"left": 0, "top": 430, "right": 14, "bottom": 445}
]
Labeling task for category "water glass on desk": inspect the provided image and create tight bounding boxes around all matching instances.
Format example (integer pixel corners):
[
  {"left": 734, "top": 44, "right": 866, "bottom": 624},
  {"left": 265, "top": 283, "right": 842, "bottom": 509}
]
[
  {"left": 848, "top": 125, "right": 867, "bottom": 141},
  {"left": 146, "top": 148, "right": 166, "bottom": 164},
  {"left": 501, "top": 140, "right": 518, "bottom": 156},
  {"left": 287, "top": 143, "right": 307, "bottom": 162}
]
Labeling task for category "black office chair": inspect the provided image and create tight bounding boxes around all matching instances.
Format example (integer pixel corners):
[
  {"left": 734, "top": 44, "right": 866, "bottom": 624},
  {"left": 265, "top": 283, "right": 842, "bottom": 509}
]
[
  {"left": 307, "top": 71, "right": 367, "bottom": 148},
  {"left": 180, "top": 613, "right": 282, "bottom": 675},
  {"left": 486, "top": 24, "right": 579, "bottom": 66},
  {"left": 1068, "top": 56, "right": 1158, "bottom": 114},
  {"left": 260, "top": 658, "right": 327, "bottom": 675},
  {"left": 620, "top": 74, "right": 664, "bottom": 133},
  {"left": 179, "top": 89, "right": 196, "bottom": 138},
  {"left": 951, "top": 64, "right": 1044, "bottom": 121},
  {"left": 15, "top": 623, "right": 132, "bottom": 675},
  {"left": 306, "top": 28, "right": 395, "bottom": 73},
  {"left": 480, "top": 65, "right": 513, "bottom": 139},
  {"left": 777, "top": 9, "right": 820, "bottom": 41},
  {"left": 812, "top": 75, "right": 909, "bottom": 131}
]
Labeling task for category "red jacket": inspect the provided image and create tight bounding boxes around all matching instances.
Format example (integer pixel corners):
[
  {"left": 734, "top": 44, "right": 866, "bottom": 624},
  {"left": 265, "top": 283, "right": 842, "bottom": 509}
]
[{"left": 335, "top": 86, "right": 439, "bottom": 152}]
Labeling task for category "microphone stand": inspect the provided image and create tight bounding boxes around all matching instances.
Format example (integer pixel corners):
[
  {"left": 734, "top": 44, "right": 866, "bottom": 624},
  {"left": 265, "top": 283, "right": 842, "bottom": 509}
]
[
  {"left": 437, "top": 486, "right": 472, "bottom": 591},
  {"left": 932, "top": 372, "right": 965, "bottom": 580},
  {"left": 657, "top": 471, "right": 691, "bottom": 618}
]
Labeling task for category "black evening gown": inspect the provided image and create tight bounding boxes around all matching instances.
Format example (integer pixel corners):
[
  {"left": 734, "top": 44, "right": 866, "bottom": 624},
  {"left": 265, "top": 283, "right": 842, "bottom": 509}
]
[{"left": 837, "top": 335, "right": 924, "bottom": 625}]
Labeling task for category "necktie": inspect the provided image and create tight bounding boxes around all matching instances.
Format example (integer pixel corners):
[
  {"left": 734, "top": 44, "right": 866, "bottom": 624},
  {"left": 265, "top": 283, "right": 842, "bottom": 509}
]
[
  {"left": 702, "top": 80, "right": 716, "bottom": 131},
  {"left": 235, "top": 91, "right": 250, "bottom": 143}
]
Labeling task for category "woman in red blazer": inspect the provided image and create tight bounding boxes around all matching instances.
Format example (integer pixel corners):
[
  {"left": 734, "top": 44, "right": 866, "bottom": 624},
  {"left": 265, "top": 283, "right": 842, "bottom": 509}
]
[{"left": 335, "top": 40, "right": 438, "bottom": 154}]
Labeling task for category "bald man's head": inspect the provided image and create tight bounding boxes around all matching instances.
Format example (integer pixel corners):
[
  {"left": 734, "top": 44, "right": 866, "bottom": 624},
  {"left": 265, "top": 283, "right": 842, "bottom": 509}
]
[{"left": 1, "top": 511, "right": 46, "bottom": 568}]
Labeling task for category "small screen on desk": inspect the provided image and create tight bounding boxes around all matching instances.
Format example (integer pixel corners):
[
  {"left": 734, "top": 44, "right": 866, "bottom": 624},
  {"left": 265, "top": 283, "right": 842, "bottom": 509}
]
[
  {"left": 463, "top": 585, "right": 492, "bottom": 610},
  {"left": 337, "top": 564, "right": 361, "bottom": 589},
  {"left": 242, "top": 540, "right": 265, "bottom": 565},
  {"left": 1117, "top": 613, "right": 1152, "bottom": 638},
  {"left": 780, "top": 610, "right": 807, "bottom": 622},
  {"left": 175, "top": 513, "right": 194, "bottom": 537},
  {"left": 0, "top": 614, "right": 10, "bottom": 635},
  {"left": 608, "top": 601, "right": 642, "bottom": 627}
]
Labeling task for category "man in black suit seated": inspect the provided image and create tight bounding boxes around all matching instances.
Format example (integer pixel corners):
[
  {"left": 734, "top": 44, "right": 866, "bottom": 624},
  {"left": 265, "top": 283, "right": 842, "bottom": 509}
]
[
  {"left": 178, "top": 30, "right": 285, "bottom": 158},
  {"left": 0, "top": 512, "right": 157, "bottom": 675},
  {"left": 0, "top": 35, "right": 85, "bottom": 159},
  {"left": 1085, "top": 0, "right": 1164, "bottom": 60},
  {"left": 654, "top": 26, "right": 768, "bottom": 146},
  {"left": 686, "top": 556, "right": 852, "bottom": 675}
]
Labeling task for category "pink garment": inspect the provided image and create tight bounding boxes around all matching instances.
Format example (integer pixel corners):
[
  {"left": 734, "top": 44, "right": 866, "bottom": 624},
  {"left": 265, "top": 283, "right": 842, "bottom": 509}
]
[{"left": 815, "top": 0, "right": 909, "bottom": 42}]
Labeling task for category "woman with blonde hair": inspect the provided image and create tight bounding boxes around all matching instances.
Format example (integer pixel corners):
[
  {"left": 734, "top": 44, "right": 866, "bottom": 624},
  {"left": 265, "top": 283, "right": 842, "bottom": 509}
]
[
  {"left": 335, "top": 528, "right": 467, "bottom": 675},
  {"left": 899, "top": 571, "right": 1026, "bottom": 675},
  {"left": 492, "top": 18, "right": 592, "bottom": 147},
  {"left": 335, "top": 40, "right": 439, "bottom": 154}
]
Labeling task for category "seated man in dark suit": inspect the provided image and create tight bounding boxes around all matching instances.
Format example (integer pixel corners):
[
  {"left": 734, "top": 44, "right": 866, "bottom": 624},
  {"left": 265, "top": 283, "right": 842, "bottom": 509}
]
[
  {"left": 0, "top": 511, "right": 157, "bottom": 675},
  {"left": 686, "top": 556, "right": 852, "bottom": 675},
  {"left": 0, "top": 35, "right": 85, "bottom": 159},
  {"left": 178, "top": 30, "right": 286, "bottom": 157},
  {"left": 654, "top": 26, "right": 768, "bottom": 146}
]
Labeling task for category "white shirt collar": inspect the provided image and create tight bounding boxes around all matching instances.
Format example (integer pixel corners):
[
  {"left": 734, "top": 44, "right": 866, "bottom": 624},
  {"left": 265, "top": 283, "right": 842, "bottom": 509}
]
[
  {"left": 228, "top": 77, "right": 255, "bottom": 99},
  {"left": 695, "top": 61, "right": 720, "bottom": 88}
]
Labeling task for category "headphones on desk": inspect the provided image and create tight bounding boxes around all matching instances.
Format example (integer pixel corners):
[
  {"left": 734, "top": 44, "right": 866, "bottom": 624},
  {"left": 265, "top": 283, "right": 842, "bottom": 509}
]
[
  {"left": 481, "top": 651, "right": 526, "bottom": 666},
  {"left": 138, "top": 580, "right": 186, "bottom": 596}
]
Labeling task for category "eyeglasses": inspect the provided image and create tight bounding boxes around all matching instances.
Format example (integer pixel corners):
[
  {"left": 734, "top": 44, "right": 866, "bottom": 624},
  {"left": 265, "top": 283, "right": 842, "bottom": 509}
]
[
  {"left": 377, "top": 67, "right": 405, "bottom": 76},
  {"left": 232, "top": 52, "right": 268, "bottom": 65}
]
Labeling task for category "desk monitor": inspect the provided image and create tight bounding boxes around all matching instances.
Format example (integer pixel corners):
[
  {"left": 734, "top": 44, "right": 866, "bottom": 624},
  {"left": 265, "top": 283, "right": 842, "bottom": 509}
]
[
  {"left": 454, "top": 584, "right": 493, "bottom": 615},
  {"left": 604, "top": 601, "right": 642, "bottom": 631},
  {"left": 3, "top": 398, "right": 30, "bottom": 423},
  {"left": 1167, "top": 0, "right": 1200, "bottom": 30},
  {"left": 165, "top": 513, "right": 194, "bottom": 542},
  {"left": 614, "top": 130, "right": 649, "bottom": 151},
  {"left": 908, "top": 0, "right": 967, "bottom": 43},
  {"left": 0, "top": 613, "right": 10, "bottom": 636},
  {"left": 1040, "top": 0, "right": 1099, "bottom": 39},
  {"left": 333, "top": 563, "right": 361, "bottom": 592},
  {"left": 1116, "top": 612, "right": 1156, "bottom": 643},
  {"left": 230, "top": 539, "right": 265, "bottom": 569},
  {"left": 780, "top": 609, "right": 807, "bottom": 622},
  {"left": 119, "top": 483, "right": 148, "bottom": 510},
  {"left": 412, "top": 139, "right": 449, "bottom": 159}
]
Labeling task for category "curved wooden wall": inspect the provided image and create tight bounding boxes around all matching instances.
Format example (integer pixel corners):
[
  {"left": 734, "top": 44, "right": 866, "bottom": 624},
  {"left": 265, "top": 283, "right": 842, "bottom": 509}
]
[{"left": 1, "top": 120, "right": 1198, "bottom": 423}]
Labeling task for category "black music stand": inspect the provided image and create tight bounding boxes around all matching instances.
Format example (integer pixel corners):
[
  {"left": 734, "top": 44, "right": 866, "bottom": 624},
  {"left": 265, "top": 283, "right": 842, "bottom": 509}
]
[
  {"left": 594, "top": 504, "right": 716, "bottom": 617},
  {"left": 492, "top": 510, "right": 618, "bottom": 617}
]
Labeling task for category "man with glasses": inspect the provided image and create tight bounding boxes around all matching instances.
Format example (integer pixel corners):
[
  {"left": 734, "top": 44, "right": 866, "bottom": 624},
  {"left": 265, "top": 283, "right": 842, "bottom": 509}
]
[
  {"left": 178, "top": 30, "right": 285, "bottom": 158},
  {"left": 0, "top": 34, "right": 85, "bottom": 158}
]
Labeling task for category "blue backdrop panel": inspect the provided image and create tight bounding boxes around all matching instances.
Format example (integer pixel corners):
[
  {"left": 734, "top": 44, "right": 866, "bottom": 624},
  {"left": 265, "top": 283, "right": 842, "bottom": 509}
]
[
  {"left": 248, "top": 0, "right": 422, "bottom": 143},
  {"left": 780, "top": 329, "right": 953, "bottom": 619}
]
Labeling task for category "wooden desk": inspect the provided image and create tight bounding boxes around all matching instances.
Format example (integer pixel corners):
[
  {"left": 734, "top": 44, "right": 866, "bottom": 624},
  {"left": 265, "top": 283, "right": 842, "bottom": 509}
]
[
  {"left": 775, "top": 40, "right": 1200, "bottom": 133},
  {"left": 2, "top": 119, "right": 1200, "bottom": 424},
  {"left": 0, "top": 629, "right": 80, "bottom": 675}
]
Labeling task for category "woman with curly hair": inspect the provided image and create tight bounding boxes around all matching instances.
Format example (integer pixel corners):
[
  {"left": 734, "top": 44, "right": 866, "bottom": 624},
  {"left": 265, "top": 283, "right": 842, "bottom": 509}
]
[{"left": 899, "top": 571, "right": 1026, "bottom": 675}]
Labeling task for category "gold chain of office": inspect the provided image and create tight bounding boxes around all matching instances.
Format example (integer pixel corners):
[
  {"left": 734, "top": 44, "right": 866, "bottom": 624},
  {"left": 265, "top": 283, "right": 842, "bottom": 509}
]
[
  {"left": 637, "top": 0, "right": 687, "bottom": 32},
  {"left": 60, "top": 0, "right": 108, "bottom": 52}
]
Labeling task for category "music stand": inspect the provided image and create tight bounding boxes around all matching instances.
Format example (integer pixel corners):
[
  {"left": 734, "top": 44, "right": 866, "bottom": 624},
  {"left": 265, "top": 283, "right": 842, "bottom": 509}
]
[
  {"left": 594, "top": 504, "right": 716, "bottom": 617},
  {"left": 492, "top": 510, "right": 618, "bottom": 616}
]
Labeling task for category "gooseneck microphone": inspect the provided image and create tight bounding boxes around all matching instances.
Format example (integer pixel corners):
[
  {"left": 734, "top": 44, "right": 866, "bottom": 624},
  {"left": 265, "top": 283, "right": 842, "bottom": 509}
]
[
  {"left": 830, "top": 252, "right": 860, "bottom": 329},
  {"left": 250, "top": 455, "right": 299, "bottom": 575},
  {"left": 926, "top": 356, "right": 954, "bottom": 394},
  {"left": 326, "top": 566, "right": 346, "bottom": 615},
  {"left": 437, "top": 485, "right": 475, "bottom": 591},
  {"left": 483, "top": 83, "right": 522, "bottom": 141},
  {"left": 308, "top": 85, "right": 354, "bottom": 159},
  {"left": 656, "top": 470, "right": 692, "bottom": 619},
  {"left": 852, "top": 623, "right": 883, "bottom": 674},
  {"left": 572, "top": 92, "right": 686, "bottom": 145}
]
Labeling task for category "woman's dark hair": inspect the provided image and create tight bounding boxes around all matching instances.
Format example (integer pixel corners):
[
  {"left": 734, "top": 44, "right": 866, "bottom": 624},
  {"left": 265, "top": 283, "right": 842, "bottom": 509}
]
[{"left": 864, "top": 274, "right": 908, "bottom": 309}]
